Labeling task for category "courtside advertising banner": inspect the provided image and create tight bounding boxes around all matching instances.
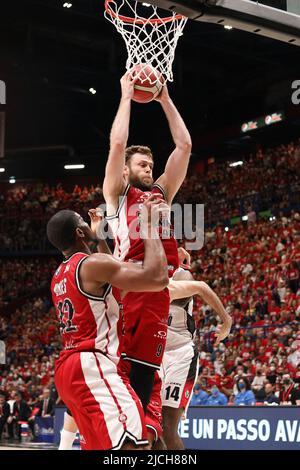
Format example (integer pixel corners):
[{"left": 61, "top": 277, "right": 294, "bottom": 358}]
[
  {"left": 35, "top": 417, "right": 55, "bottom": 443},
  {"left": 179, "top": 406, "right": 300, "bottom": 450}
]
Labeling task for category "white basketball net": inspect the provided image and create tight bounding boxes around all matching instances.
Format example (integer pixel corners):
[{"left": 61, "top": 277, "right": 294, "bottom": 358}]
[{"left": 104, "top": 0, "right": 188, "bottom": 84}]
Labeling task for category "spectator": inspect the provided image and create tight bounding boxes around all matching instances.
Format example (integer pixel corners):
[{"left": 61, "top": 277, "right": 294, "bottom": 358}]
[
  {"left": 233, "top": 378, "right": 256, "bottom": 406},
  {"left": 190, "top": 384, "right": 208, "bottom": 406},
  {"left": 36, "top": 388, "right": 55, "bottom": 417},
  {"left": 279, "top": 375, "right": 300, "bottom": 405},
  {"left": 206, "top": 386, "right": 228, "bottom": 406},
  {"left": 263, "top": 383, "right": 280, "bottom": 405},
  {"left": 10, "top": 392, "right": 36, "bottom": 441},
  {"left": 0, "top": 393, "right": 10, "bottom": 440},
  {"left": 287, "top": 345, "right": 300, "bottom": 369},
  {"left": 251, "top": 368, "right": 266, "bottom": 397}
]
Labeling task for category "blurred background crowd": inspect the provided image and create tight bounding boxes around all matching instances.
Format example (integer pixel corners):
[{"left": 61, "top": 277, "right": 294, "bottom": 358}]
[{"left": 0, "top": 139, "right": 300, "bottom": 440}]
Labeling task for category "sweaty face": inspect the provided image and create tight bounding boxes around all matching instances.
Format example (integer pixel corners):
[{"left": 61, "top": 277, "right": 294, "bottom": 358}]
[{"left": 125, "top": 154, "right": 154, "bottom": 191}]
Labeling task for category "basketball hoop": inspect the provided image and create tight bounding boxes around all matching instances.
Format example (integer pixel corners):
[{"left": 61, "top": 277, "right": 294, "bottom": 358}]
[{"left": 104, "top": 0, "right": 188, "bottom": 84}]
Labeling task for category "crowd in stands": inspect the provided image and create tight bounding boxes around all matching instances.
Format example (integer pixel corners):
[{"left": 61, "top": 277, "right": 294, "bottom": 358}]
[
  {"left": 0, "top": 139, "right": 300, "bottom": 435},
  {"left": 0, "top": 183, "right": 103, "bottom": 253},
  {"left": 189, "top": 209, "right": 300, "bottom": 405},
  {"left": 177, "top": 139, "right": 300, "bottom": 225},
  {"left": 0, "top": 297, "right": 60, "bottom": 439},
  {"left": 0, "top": 259, "right": 58, "bottom": 308},
  {"left": 0, "top": 139, "right": 299, "bottom": 254}
]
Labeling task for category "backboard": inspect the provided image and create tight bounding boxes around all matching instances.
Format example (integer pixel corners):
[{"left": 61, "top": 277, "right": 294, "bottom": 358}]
[{"left": 136, "top": 0, "right": 300, "bottom": 46}]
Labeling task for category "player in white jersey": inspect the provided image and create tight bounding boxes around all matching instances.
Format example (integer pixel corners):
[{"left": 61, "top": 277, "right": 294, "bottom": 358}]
[{"left": 160, "top": 254, "right": 232, "bottom": 450}]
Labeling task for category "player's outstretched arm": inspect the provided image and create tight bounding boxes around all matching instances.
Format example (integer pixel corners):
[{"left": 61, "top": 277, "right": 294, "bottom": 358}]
[
  {"left": 168, "top": 280, "right": 232, "bottom": 344},
  {"left": 82, "top": 251, "right": 169, "bottom": 293},
  {"left": 103, "top": 73, "right": 135, "bottom": 206},
  {"left": 155, "top": 86, "right": 192, "bottom": 204}
]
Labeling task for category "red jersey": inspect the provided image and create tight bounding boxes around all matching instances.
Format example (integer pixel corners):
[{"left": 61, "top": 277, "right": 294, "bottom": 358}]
[
  {"left": 51, "top": 252, "right": 123, "bottom": 367},
  {"left": 107, "top": 184, "right": 179, "bottom": 273}
]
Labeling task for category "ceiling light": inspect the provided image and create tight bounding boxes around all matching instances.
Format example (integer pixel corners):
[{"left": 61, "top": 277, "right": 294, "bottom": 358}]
[
  {"left": 9, "top": 176, "right": 16, "bottom": 184},
  {"left": 224, "top": 25, "right": 233, "bottom": 30},
  {"left": 229, "top": 161, "right": 243, "bottom": 167},
  {"left": 89, "top": 88, "right": 97, "bottom": 95},
  {"left": 64, "top": 164, "right": 85, "bottom": 170},
  {"left": 0, "top": 168, "right": 5, "bottom": 173}
]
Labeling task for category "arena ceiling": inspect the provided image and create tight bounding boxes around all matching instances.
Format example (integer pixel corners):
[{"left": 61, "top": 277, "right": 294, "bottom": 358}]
[{"left": 0, "top": 0, "right": 300, "bottom": 181}]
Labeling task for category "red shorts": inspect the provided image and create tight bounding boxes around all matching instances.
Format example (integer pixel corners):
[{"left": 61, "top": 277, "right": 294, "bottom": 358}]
[
  {"left": 118, "top": 359, "right": 163, "bottom": 441},
  {"left": 146, "top": 372, "right": 163, "bottom": 441},
  {"left": 55, "top": 351, "right": 147, "bottom": 450},
  {"left": 121, "top": 288, "right": 170, "bottom": 369}
]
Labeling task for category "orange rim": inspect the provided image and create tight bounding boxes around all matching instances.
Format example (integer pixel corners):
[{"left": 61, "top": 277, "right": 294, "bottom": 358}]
[{"left": 104, "top": 0, "right": 185, "bottom": 25}]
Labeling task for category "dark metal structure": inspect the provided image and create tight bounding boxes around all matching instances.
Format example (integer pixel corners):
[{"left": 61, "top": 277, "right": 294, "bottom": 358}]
[{"left": 136, "top": 0, "right": 300, "bottom": 46}]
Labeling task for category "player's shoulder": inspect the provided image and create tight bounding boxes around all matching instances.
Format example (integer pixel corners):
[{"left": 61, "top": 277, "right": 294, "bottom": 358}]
[
  {"left": 151, "top": 182, "right": 166, "bottom": 199},
  {"left": 81, "top": 252, "right": 110, "bottom": 267},
  {"left": 80, "top": 253, "right": 117, "bottom": 273},
  {"left": 74, "top": 253, "right": 113, "bottom": 285},
  {"left": 53, "top": 264, "right": 62, "bottom": 278}
]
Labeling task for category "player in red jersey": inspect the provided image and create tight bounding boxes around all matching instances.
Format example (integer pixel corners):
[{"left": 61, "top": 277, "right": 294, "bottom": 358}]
[
  {"left": 103, "top": 72, "right": 192, "bottom": 421},
  {"left": 47, "top": 195, "right": 169, "bottom": 450}
]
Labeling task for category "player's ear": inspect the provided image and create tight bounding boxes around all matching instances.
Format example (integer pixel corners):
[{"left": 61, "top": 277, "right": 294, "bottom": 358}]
[
  {"left": 123, "top": 165, "right": 129, "bottom": 177},
  {"left": 76, "top": 227, "right": 85, "bottom": 238}
]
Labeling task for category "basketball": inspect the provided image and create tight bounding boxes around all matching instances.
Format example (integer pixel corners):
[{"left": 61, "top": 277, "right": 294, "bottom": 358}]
[{"left": 131, "top": 64, "right": 163, "bottom": 104}]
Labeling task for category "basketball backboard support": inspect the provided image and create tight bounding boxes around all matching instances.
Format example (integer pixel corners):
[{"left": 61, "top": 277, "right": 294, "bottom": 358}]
[
  {"left": 0, "top": 341, "right": 6, "bottom": 365},
  {"left": 136, "top": 0, "right": 300, "bottom": 46},
  {"left": 0, "top": 113, "right": 5, "bottom": 159},
  {"left": 0, "top": 80, "right": 6, "bottom": 158},
  {"left": 0, "top": 80, "right": 5, "bottom": 105}
]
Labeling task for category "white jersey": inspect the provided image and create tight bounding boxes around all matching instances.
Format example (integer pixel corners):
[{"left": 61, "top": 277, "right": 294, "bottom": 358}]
[
  {"left": 161, "top": 297, "right": 198, "bottom": 410},
  {"left": 161, "top": 273, "right": 199, "bottom": 409},
  {"left": 167, "top": 298, "right": 196, "bottom": 348}
]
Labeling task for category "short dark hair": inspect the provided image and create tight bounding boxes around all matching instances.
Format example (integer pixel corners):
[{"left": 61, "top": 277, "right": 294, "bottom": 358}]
[
  {"left": 47, "top": 210, "right": 79, "bottom": 252},
  {"left": 125, "top": 145, "right": 153, "bottom": 165}
]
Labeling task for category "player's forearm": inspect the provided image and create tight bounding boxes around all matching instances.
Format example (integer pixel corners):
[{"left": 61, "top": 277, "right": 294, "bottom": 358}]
[
  {"left": 168, "top": 280, "right": 231, "bottom": 323},
  {"left": 109, "top": 97, "right": 131, "bottom": 153},
  {"left": 197, "top": 282, "right": 231, "bottom": 326},
  {"left": 104, "top": 98, "right": 131, "bottom": 196},
  {"left": 143, "top": 233, "right": 169, "bottom": 290},
  {"left": 160, "top": 97, "right": 192, "bottom": 149},
  {"left": 96, "top": 237, "right": 112, "bottom": 255},
  {"left": 90, "top": 215, "right": 112, "bottom": 255},
  {"left": 97, "top": 220, "right": 112, "bottom": 255}
]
